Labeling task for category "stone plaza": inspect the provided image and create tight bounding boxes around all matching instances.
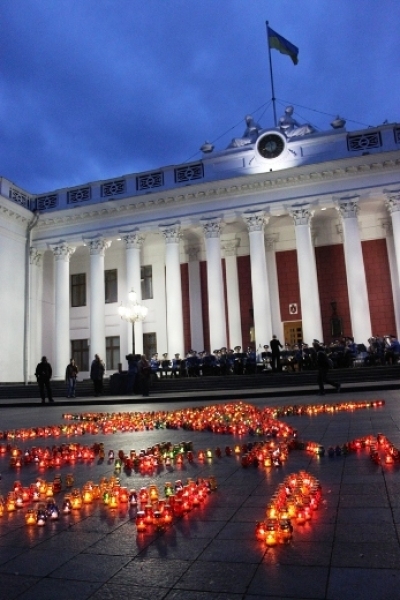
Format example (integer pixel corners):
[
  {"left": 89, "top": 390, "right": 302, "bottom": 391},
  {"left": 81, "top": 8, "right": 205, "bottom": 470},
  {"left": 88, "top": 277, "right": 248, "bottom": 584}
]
[{"left": 0, "top": 384, "right": 399, "bottom": 600}]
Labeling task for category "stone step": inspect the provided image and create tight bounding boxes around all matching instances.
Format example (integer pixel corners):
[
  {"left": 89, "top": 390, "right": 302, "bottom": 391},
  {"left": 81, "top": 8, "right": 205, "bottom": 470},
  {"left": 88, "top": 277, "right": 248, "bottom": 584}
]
[{"left": 0, "top": 365, "right": 398, "bottom": 399}]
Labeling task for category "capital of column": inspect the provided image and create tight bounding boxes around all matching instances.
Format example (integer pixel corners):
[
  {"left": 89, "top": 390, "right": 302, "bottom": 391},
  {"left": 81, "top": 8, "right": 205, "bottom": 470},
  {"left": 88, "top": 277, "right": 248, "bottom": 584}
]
[
  {"left": 222, "top": 239, "right": 240, "bottom": 257},
  {"left": 335, "top": 196, "right": 360, "bottom": 219},
  {"left": 242, "top": 211, "right": 269, "bottom": 232},
  {"left": 29, "top": 247, "right": 43, "bottom": 266},
  {"left": 84, "top": 237, "right": 111, "bottom": 256},
  {"left": 289, "top": 205, "right": 314, "bottom": 226},
  {"left": 384, "top": 189, "right": 400, "bottom": 214},
  {"left": 121, "top": 231, "right": 145, "bottom": 249},
  {"left": 49, "top": 242, "right": 76, "bottom": 262},
  {"left": 187, "top": 246, "right": 200, "bottom": 262},
  {"left": 160, "top": 224, "right": 182, "bottom": 244},
  {"left": 201, "top": 218, "right": 222, "bottom": 239}
]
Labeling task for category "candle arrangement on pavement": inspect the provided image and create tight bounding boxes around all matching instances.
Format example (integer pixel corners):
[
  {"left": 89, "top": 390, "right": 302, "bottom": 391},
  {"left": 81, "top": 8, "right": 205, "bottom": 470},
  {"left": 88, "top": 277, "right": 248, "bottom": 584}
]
[
  {"left": 0, "top": 400, "right": 384, "bottom": 443},
  {"left": 255, "top": 471, "right": 322, "bottom": 546},
  {"left": 2, "top": 473, "right": 217, "bottom": 528}
]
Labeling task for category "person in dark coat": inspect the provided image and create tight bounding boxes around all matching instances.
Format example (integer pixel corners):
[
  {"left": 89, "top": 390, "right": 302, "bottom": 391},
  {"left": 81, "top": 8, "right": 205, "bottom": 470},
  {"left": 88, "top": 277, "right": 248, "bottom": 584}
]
[
  {"left": 126, "top": 353, "right": 139, "bottom": 394},
  {"left": 35, "top": 356, "right": 54, "bottom": 404},
  {"left": 270, "top": 335, "right": 283, "bottom": 372},
  {"left": 313, "top": 342, "right": 341, "bottom": 395},
  {"left": 137, "top": 355, "right": 151, "bottom": 397},
  {"left": 65, "top": 358, "right": 79, "bottom": 398},
  {"left": 90, "top": 354, "right": 105, "bottom": 397}
]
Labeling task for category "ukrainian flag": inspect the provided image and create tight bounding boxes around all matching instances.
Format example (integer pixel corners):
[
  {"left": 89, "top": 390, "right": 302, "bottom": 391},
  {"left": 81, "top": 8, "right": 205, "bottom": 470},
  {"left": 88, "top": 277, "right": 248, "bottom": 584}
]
[{"left": 267, "top": 25, "right": 299, "bottom": 65}]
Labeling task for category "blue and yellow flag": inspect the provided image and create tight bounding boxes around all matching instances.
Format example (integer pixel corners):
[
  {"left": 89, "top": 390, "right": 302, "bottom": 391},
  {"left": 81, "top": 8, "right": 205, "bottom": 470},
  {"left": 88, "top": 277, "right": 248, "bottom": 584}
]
[{"left": 267, "top": 25, "right": 299, "bottom": 65}]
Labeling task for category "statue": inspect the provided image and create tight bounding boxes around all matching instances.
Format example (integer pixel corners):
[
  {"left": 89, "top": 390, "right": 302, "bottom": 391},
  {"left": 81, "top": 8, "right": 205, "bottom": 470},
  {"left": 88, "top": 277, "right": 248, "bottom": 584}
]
[
  {"left": 227, "top": 115, "right": 262, "bottom": 149},
  {"left": 279, "top": 106, "right": 315, "bottom": 138}
]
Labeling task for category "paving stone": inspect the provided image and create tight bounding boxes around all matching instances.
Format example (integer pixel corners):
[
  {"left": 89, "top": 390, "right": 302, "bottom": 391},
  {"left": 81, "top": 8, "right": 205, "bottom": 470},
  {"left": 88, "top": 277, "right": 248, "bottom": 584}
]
[
  {"left": 174, "top": 561, "right": 257, "bottom": 594},
  {"left": 247, "top": 563, "right": 329, "bottom": 598},
  {"left": 327, "top": 567, "right": 400, "bottom": 600},
  {"left": 110, "top": 557, "right": 190, "bottom": 588}
]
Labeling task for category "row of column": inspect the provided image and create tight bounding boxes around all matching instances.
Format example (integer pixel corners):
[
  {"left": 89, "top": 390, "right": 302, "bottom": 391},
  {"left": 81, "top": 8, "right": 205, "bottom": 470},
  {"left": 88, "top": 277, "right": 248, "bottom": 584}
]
[{"left": 30, "top": 192, "right": 400, "bottom": 379}]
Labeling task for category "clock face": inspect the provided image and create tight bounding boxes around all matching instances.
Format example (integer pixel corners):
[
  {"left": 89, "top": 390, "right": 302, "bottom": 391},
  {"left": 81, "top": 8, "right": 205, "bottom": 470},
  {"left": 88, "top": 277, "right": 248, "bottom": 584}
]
[{"left": 257, "top": 133, "right": 285, "bottom": 159}]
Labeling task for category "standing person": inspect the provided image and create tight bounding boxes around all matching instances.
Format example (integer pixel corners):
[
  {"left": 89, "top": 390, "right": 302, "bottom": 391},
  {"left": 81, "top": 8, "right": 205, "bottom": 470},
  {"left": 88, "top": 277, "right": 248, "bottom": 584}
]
[
  {"left": 138, "top": 354, "right": 151, "bottom": 397},
  {"left": 65, "top": 358, "right": 79, "bottom": 398},
  {"left": 126, "top": 353, "right": 139, "bottom": 394},
  {"left": 35, "top": 356, "right": 54, "bottom": 404},
  {"left": 90, "top": 354, "right": 105, "bottom": 397},
  {"left": 313, "top": 341, "right": 341, "bottom": 396},
  {"left": 270, "top": 335, "right": 283, "bottom": 372}
]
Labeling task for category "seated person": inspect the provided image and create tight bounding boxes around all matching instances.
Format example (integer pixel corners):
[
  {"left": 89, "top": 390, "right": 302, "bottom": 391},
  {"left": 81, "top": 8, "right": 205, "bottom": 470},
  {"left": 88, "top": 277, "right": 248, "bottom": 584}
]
[
  {"left": 261, "top": 344, "right": 272, "bottom": 370},
  {"left": 233, "top": 346, "right": 245, "bottom": 375},
  {"left": 217, "top": 348, "right": 228, "bottom": 376},
  {"left": 171, "top": 353, "right": 182, "bottom": 377},
  {"left": 226, "top": 349, "right": 235, "bottom": 375},
  {"left": 150, "top": 353, "right": 161, "bottom": 378},
  {"left": 292, "top": 344, "right": 303, "bottom": 372},
  {"left": 160, "top": 353, "right": 171, "bottom": 377},
  {"left": 385, "top": 336, "right": 400, "bottom": 365},
  {"left": 186, "top": 351, "right": 200, "bottom": 377},
  {"left": 280, "top": 344, "right": 294, "bottom": 371},
  {"left": 343, "top": 339, "right": 357, "bottom": 367},
  {"left": 245, "top": 347, "right": 257, "bottom": 374},
  {"left": 202, "top": 351, "right": 216, "bottom": 376}
]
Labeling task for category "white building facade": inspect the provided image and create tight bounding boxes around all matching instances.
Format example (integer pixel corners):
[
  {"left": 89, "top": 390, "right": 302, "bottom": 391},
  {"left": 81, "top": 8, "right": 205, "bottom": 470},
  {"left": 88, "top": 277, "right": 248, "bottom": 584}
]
[{"left": 1, "top": 113, "right": 400, "bottom": 382}]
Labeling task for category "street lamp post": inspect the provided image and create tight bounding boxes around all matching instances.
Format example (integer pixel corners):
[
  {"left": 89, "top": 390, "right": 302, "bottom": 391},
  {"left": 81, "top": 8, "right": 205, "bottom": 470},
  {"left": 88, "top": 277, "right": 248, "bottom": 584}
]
[{"left": 118, "top": 289, "right": 148, "bottom": 355}]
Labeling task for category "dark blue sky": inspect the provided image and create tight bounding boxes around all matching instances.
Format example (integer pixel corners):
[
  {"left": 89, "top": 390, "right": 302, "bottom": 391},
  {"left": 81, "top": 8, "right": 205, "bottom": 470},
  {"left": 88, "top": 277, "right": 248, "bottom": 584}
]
[{"left": 1, "top": 0, "right": 398, "bottom": 193}]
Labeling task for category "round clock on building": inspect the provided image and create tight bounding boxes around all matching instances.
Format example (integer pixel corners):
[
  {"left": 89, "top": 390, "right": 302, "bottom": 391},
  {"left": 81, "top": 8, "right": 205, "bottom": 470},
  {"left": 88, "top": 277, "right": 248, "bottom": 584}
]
[{"left": 256, "top": 132, "right": 286, "bottom": 159}]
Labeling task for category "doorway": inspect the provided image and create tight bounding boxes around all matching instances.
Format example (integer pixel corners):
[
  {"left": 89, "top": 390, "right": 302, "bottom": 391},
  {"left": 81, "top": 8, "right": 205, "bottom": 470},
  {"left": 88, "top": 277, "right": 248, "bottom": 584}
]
[{"left": 283, "top": 321, "right": 303, "bottom": 345}]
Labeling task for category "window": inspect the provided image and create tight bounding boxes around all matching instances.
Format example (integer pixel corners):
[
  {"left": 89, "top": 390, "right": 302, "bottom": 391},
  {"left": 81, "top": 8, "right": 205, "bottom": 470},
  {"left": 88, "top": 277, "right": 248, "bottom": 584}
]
[
  {"left": 71, "top": 339, "right": 89, "bottom": 371},
  {"left": 106, "top": 336, "right": 120, "bottom": 370},
  {"left": 143, "top": 333, "right": 157, "bottom": 359},
  {"left": 71, "top": 273, "right": 86, "bottom": 307},
  {"left": 105, "top": 269, "right": 118, "bottom": 303},
  {"left": 141, "top": 265, "right": 153, "bottom": 300}
]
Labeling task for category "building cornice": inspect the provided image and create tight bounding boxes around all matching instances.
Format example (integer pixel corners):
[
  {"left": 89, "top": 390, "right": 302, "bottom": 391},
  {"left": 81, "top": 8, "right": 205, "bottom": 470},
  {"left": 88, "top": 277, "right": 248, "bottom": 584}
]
[{"left": 33, "top": 151, "right": 400, "bottom": 231}]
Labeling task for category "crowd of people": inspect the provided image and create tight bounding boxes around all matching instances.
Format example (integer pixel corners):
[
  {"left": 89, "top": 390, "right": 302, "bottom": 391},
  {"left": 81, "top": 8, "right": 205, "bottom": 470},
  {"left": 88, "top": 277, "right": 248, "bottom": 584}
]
[
  {"left": 144, "top": 335, "right": 400, "bottom": 379},
  {"left": 34, "top": 334, "right": 400, "bottom": 403}
]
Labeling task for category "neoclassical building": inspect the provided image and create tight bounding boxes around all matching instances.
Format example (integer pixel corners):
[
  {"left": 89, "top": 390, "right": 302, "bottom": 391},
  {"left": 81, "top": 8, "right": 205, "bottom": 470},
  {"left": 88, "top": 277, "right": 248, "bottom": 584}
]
[{"left": 1, "top": 108, "right": 400, "bottom": 382}]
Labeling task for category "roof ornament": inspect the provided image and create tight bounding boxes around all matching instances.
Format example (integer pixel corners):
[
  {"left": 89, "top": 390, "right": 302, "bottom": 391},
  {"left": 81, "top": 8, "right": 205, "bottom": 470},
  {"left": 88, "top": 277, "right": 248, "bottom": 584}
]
[
  {"left": 279, "top": 106, "right": 315, "bottom": 138},
  {"left": 331, "top": 115, "right": 346, "bottom": 129},
  {"left": 227, "top": 115, "right": 262, "bottom": 149},
  {"left": 200, "top": 141, "right": 214, "bottom": 153}
]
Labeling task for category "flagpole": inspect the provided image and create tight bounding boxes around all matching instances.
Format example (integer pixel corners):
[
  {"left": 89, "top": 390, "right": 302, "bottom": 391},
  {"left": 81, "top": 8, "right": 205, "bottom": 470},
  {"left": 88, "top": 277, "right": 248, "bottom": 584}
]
[{"left": 266, "top": 21, "right": 277, "bottom": 127}]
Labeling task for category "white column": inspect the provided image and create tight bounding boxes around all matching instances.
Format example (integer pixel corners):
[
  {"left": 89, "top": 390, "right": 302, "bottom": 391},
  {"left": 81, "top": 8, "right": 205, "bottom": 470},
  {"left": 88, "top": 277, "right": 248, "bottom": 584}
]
[
  {"left": 187, "top": 247, "right": 204, "bottom": 351},
  {"left": 381, "top": 219, "right": 400, "bottom": 337},
  {"left": 86, "top": 237, "right": 111, "bottom": 366},
  {"left": 160, "top": 225, "right": 184, "bottom": 356},
  {"left": 50, "top": 243, "right": 76, "bottom": 379},
  {"left": 265, "top": 235, "right": 284, "bottom": 342},
  {"left": 385, "top": 191, "right": 400, "bottom": 293},
  {"left": 29, "top": 248, "right": 43, "bottom": 381},
  {"left": 201, "top": 219, "right": 227, "bottom": 350},
  {"left": 336, "top": 198, "right": 371, "bottom": 344},
  {"left": 289, "top": 206, "right": 323, "bottom": 344},
  {"left": 242, "top": 212, "right": 273, "bottom": 348},
  {"left": 122, "top": 232, "right": 145, "bottom": 357},
  {"left": 222, "top": 240, "right": 242, "bottom": 349}
]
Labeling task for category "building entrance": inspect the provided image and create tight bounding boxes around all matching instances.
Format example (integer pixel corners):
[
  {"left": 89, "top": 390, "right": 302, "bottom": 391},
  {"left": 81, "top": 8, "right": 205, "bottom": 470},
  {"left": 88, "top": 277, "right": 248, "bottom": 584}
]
[{"left": 283, "top": 321, "right": 303, "bottom": 345}]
